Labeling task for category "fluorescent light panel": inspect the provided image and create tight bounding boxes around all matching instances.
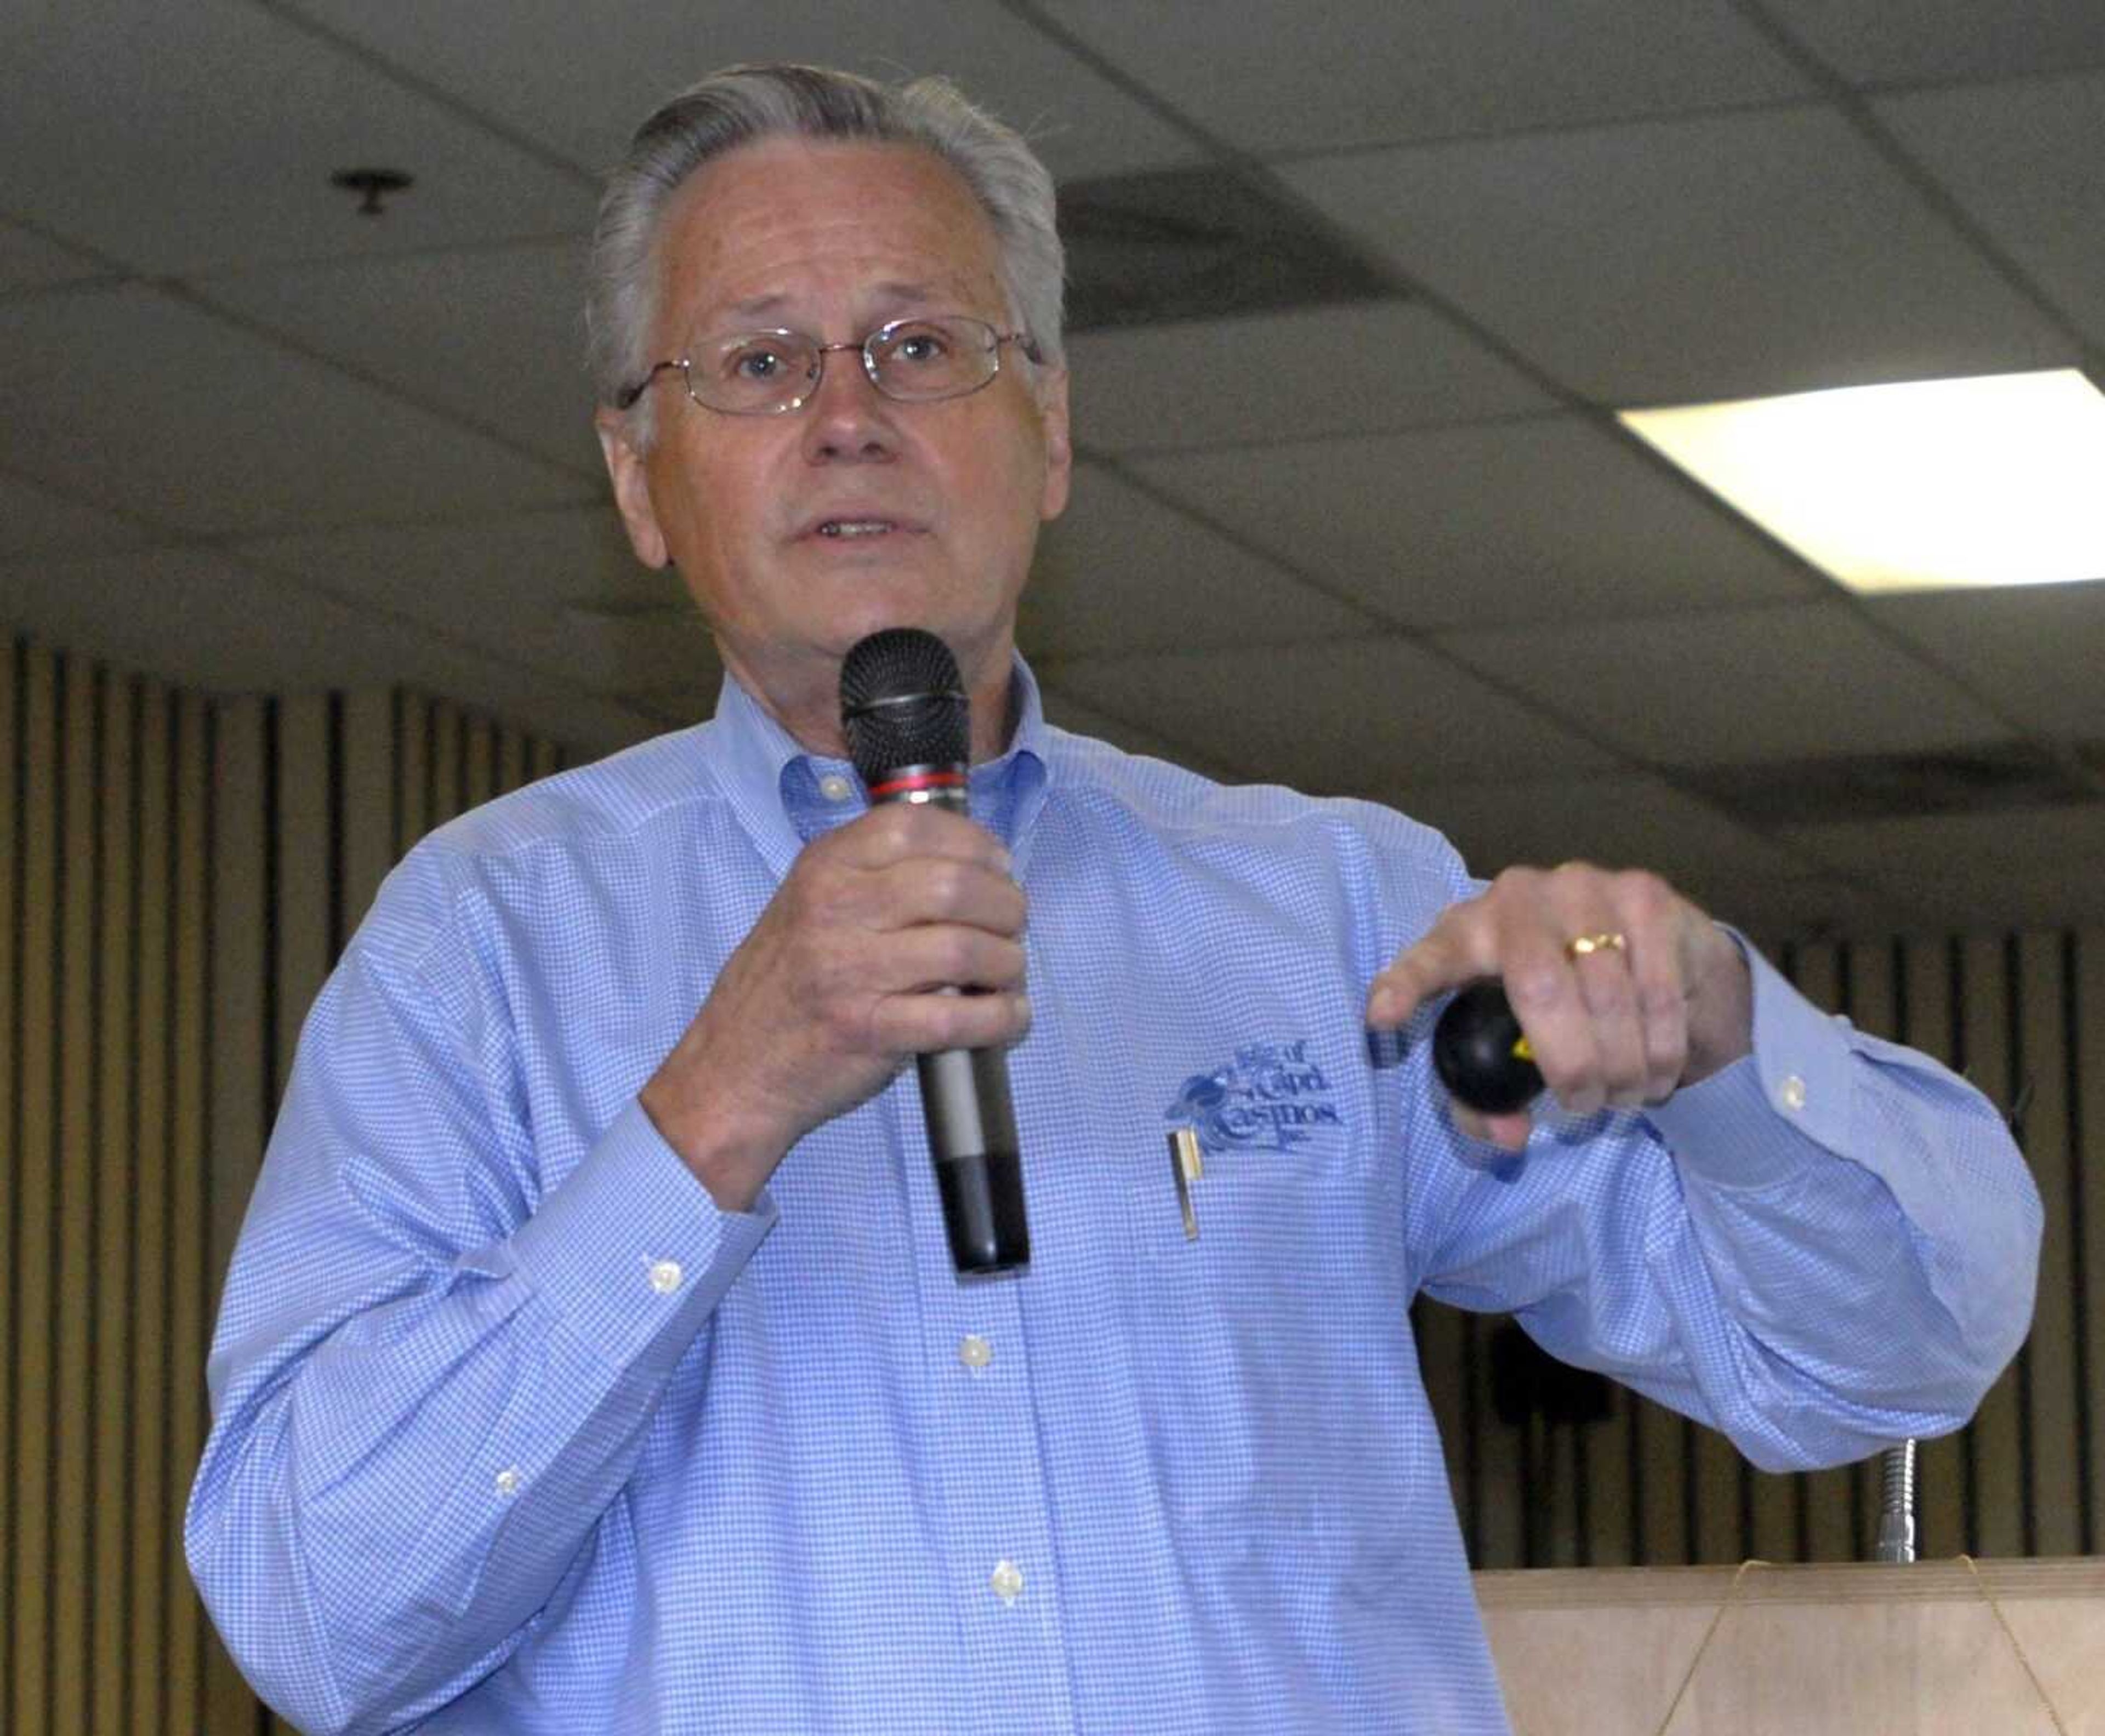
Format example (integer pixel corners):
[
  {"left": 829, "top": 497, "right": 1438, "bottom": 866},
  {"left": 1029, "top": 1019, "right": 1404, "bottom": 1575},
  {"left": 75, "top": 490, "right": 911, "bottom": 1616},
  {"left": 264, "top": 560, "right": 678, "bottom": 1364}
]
[{"left": 1619, "top": 369, "right": 2105, "bottom": 594}]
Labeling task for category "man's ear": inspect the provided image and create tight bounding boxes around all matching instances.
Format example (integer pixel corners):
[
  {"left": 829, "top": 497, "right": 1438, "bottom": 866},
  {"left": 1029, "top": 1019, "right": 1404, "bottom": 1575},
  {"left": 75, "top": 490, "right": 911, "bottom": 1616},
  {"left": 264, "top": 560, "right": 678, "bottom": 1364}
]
[
  {"left": 1037, "top": 366, "right": 1073, "bottom": 524},
  {"left": 596, "top": 408, "right": 671, "bottom": 569}
]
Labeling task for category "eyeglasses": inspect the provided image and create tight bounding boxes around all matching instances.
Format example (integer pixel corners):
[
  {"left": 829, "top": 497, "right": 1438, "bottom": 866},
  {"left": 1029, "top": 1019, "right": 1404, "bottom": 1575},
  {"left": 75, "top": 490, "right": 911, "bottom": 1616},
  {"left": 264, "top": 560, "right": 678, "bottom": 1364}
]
[{"left": 615, "top": 315, "right": 1043, "bottom": 417}]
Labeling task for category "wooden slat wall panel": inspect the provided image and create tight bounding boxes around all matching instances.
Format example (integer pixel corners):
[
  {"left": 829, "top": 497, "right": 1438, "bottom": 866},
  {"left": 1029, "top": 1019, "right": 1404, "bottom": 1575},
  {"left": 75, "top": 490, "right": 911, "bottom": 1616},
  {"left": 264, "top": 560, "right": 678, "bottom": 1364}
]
[
  {"left": 12, "top": 644, "right": 57, "bottom": 1736},
  {"left": 1634, "top": 1380, "right": 1685, "bottom": 1564},
  {"left": 163, "top": 688, "right": 210, "bottom": 1727},
  {"left": 1586, "top": 1371, "right": 1635, "bottom": 1568},
  {"left": 342, "top": 690, "right": 396, "bottom": 946},
  {"left": 2080, "top": 927, "right": 2104, "bottom": 1556},
  {"left": 128, "top": 682, "right": 172, "bottom": 1736},
  {"left": 53, "top": 662, "right": 95, "bottom": 1736},
  {"left": 397, "top": 691, "right": 430, "bottom": 861},
  {"left": 2023, "top": 932, "right": 2081, "bottom": 1558},
  {"left": 275, "top": 696, "right": 331, "bottom": 1106},
  {"left": 1, "top": 656, "right": 571, "bottom": 1733},
  {"left": 430, "top": 700, "right": 464, "bottom": 829},
  {"left": 204, "top": 698, "right": 268, "bottom": 1732},
  {"left": 90, "top": 673, "right": 137, "bottom": 1735},
  {"left": 0, "top": 642, "right": 18, "bottom": 1726},
  {"left": 1476, "top": 1317, "right": 1527, "bottom": 1569}
]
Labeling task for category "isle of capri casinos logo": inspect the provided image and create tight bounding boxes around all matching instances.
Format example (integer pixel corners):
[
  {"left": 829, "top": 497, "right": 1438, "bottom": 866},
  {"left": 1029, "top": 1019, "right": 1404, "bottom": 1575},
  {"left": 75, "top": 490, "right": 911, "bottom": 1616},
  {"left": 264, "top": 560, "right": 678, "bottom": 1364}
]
[{"left": 1166, "top": 1039, "right": 1342, "bottom": 1156}]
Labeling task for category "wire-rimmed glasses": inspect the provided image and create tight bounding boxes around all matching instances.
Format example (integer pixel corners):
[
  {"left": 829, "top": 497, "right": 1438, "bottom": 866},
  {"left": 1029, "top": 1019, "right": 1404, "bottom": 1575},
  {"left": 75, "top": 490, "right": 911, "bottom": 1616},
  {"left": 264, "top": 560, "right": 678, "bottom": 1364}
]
[{"left": 615, "top": 315, "right": 1042, "bottom": 416}]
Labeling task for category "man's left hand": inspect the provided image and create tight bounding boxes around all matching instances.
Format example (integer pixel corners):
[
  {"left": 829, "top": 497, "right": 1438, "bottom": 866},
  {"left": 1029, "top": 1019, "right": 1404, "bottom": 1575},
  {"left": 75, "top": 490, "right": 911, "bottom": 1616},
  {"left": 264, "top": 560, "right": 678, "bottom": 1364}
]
[{"left": 1365, "top": 863, "right": 1754, "bottom": 1151}]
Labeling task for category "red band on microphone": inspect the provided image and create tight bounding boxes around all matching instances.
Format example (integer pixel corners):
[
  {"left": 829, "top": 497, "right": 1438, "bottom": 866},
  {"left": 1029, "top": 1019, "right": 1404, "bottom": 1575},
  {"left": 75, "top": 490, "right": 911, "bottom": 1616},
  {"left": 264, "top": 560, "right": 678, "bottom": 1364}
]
[{"left": 866, "top": 769, "right": 969, "bottom": 800}]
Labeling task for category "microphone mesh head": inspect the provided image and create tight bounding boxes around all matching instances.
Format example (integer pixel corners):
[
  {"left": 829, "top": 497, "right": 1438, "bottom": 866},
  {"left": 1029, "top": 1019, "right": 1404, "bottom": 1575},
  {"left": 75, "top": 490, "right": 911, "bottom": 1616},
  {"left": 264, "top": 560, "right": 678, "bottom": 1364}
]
[{"left": 839, "top": 628, "right": 970, "bottom": 782}]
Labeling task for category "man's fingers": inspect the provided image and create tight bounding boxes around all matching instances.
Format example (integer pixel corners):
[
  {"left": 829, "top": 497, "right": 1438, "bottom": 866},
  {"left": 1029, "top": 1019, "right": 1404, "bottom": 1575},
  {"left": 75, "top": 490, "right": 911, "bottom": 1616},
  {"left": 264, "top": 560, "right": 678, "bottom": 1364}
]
[
  {"left": 870, "top": 988, "right": 1032, "bottom": 1054},
  {"left": 1366, "top": 889, "right": 1511, "bottom": 1027},
  {"left": 879, "top": 926, "right": 1028, "bottom": 997},
  {"left": 833, "top": 800, "right": 1012, "bottom": 872},
  {"left": 871, "top": 855, "right": 1027, "bottom": 937}
]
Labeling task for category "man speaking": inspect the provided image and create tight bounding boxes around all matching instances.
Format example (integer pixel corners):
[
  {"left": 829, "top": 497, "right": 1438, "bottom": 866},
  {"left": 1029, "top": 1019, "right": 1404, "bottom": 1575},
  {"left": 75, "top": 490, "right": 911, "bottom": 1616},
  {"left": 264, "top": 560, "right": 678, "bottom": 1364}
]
[{"left": 186, "top": 64, "right": 2041, "bottom": 1734}]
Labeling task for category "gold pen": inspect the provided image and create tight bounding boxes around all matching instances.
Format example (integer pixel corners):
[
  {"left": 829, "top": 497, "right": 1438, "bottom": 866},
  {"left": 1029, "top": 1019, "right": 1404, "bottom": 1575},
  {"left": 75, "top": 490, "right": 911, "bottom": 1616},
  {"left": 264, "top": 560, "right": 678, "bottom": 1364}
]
[{"left": 1166, "top": 1126, "right": 1203, "bottom": 1240}]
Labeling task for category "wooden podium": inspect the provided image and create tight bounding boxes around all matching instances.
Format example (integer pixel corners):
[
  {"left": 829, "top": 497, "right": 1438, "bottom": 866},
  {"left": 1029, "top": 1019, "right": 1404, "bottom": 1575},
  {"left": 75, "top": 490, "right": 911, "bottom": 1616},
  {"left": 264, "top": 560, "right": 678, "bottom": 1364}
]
[{"left": 1475, "top": 1558, "right": 2103, "bottom": 1734}]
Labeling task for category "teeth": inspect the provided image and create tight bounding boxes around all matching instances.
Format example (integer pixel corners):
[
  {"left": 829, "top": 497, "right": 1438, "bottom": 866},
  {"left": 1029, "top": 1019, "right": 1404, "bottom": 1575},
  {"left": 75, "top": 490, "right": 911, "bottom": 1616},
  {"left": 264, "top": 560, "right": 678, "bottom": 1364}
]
[{"left": 820, "top": 520, "right": 894, "bottom": 538}]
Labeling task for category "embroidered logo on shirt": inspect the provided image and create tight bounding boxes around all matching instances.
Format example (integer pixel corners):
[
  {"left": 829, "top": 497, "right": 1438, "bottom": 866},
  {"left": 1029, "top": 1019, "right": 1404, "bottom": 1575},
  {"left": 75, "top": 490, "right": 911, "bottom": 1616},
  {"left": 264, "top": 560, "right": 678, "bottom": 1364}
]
[{"left": 1166, "top": 1039, "right": 1342, "bottom": 1155}]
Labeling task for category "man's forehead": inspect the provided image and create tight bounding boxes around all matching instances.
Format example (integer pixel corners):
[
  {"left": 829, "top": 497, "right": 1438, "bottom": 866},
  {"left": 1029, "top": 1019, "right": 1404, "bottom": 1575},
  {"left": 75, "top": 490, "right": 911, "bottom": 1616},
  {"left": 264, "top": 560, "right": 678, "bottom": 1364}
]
[{"left": 656, "top": 138, "right": 1005, "bottom": 331}]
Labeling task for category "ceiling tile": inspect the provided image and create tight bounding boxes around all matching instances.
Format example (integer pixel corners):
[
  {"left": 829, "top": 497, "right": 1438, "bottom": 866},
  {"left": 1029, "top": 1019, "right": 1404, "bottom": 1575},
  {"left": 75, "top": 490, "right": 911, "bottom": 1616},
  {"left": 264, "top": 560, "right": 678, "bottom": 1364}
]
[
  {"left": 0, "top": 284, "right": 586, "bottom": 536},
  {"left": 0, "top": 472, "right": 150, "bottom": 562},
  {"left": 1876, "top": 71, "right": 2105, "bottom": 350},
  {"left": 1022, "top": 463, "right": 1370, "bottom": 658},
  {"left": 278, "top": 0, "right": 1199, "bottom": 181},
  {"left": 1, "top": 0, "right": 593, "bottom": 277},
  {"left": 1065, "top": 301, "right": 1555, "bottom": 455},
  {"left": 1780, "top": 803, "right": 2105, "bottom": 929},
  {"left": 0, "top": 219, "right": 107, "bottom": 292},
  {"left": 1039, "top": 0, "right": 1811, "bottom": 155},
  {"left": 1381, "top": 771, "right": 1812, "bottom": 884},
  {"left": 1278, "top": 106, "right": 2077, "bottom": 406},
  {"left": 197, "top": 238, "right": 602, "bottom": 473},
  {"left": 1131, "top": 417, "right": 1818, "bottom": 631},
  {"left": 232, "top": 506, "right": 699, "bottom": 691},
  {"left": 1864, "top": 579, "right": 2105, "bottom": 738},
  {"left": 1759, "top": 1, "right": 2105, "bottom": 87},
  {"left": 4, "top": 544, "right": 663, "bottom": 752},
  {"left": 1435, "top": 601, "right": 2019, "bottom": 765},
  {"left": 1040, "top": 637, "right": 1618, "bottom": 793},
  {"left": 1032, "top": 683, "right": 1242, "bottom": 783},
  {"left": 1385, "top": 771, "right": 1907, "bottom": 937}
]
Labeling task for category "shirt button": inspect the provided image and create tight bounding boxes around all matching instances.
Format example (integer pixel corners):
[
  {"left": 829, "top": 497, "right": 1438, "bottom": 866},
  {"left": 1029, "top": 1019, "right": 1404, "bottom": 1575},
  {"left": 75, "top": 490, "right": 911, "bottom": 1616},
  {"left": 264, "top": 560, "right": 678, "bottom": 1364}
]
[
  {"left": 958, "top": 1334, "right": 993, "bottom": 1372},
  {"left": 494, "top": 1467, "right": 522, "bottom": 1498},
  {"left": 647, "top": 1259, "right": 684, "bottom": 1295},
  {"left": 1778, "top": 1074, "right": 1807, "bottom": 1112},
  {"left": 817, "top": 773, "right": 854, "bottom": 803},
  {"left": 989, "top": 1559, "right": 1024, "bottom": 1605}
]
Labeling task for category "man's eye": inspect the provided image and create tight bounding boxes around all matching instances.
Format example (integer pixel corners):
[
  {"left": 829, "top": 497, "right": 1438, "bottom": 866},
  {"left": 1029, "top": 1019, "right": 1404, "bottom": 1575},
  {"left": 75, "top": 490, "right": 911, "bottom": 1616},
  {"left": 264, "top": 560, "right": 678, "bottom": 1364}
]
[
  {"left": 729, "top": 348, "right": 786, "bottom": 381},
  {"left": 893, "top": 329, "right": 951, "bottom": 364}
]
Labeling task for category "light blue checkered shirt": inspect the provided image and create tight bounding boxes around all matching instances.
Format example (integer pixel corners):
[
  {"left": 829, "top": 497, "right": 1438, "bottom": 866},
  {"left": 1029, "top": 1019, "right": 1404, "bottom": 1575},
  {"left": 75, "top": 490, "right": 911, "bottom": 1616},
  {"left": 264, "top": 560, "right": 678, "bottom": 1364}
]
[{"left": 188, "top": 661, "right": 2040, "bottom": 1735}]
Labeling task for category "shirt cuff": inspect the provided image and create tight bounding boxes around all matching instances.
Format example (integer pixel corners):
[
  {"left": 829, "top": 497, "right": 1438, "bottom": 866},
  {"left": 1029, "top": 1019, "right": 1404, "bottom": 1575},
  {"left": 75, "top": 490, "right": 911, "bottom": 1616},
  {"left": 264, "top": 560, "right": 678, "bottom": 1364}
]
[
  {"left": 507, "top": 1097, "right": 778, "bottom": 1376},
  {"left": 1642, "top": 933, "right": 1855, "bottom": 1192}
]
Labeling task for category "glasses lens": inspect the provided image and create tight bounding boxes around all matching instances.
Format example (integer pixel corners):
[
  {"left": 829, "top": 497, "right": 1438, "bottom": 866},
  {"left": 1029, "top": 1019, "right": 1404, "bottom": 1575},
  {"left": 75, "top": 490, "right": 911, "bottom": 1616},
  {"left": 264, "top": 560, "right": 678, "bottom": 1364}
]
[
  {"left": 868, "top": 318, "right": 999, "bottom": 401},
  {"left": 692, "top": 332, "right": 820, "bottom": 413}
]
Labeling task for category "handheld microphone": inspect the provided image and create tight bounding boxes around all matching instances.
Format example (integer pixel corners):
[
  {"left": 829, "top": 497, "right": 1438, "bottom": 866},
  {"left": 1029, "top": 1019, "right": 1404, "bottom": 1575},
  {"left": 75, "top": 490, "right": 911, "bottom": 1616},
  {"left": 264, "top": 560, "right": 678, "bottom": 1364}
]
[{"left": 840, "top": 628, "right": 1029, "bottom": 1276}]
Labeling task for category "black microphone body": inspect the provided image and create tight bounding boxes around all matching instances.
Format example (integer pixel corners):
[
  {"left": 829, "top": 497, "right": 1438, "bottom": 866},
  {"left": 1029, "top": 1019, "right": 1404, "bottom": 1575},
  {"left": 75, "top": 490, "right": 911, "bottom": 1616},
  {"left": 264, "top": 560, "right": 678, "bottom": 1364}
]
[{"left": 840, "top": 629, "right": 1029, "bottom": 1276}]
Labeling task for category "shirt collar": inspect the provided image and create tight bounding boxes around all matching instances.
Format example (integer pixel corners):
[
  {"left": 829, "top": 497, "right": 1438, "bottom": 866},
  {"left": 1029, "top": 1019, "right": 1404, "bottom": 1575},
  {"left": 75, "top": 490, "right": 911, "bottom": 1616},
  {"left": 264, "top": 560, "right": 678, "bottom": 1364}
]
[{"left": 699, "top": 654, "right": 1052, "bottom": 879}]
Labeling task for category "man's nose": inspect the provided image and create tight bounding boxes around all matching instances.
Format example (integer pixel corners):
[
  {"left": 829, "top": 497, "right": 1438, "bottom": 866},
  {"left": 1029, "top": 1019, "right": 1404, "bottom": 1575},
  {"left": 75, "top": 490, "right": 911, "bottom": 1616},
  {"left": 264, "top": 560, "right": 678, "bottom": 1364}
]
[{"left": 800, "top": 344, "right": 898, "bottom": 463}]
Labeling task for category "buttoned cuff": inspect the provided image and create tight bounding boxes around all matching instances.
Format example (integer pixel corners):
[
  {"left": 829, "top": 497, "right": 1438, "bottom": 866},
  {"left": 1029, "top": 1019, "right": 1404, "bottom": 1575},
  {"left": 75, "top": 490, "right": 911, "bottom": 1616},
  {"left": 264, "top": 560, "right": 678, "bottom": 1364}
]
[
  {"left": 508, "top": 1097, "right": 778, "bottom": 1375},
  {"left": 1643, "top": 934, "right": 1854, "bottom": 1192}
]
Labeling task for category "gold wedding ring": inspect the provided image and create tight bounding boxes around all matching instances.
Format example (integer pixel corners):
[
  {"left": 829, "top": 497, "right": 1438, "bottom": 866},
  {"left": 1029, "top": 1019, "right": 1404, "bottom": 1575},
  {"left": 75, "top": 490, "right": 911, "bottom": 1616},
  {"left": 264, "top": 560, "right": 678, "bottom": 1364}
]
[{"left": 1565, "top": 931, "right": 1628, "bottom": 960}]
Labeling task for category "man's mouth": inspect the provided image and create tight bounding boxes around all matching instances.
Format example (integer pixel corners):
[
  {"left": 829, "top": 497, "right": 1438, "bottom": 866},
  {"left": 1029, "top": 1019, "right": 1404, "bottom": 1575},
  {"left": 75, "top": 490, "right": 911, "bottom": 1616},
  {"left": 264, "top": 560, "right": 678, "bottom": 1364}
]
[{"left": 816, "top": 519, "right": 901, "bottom": 539}]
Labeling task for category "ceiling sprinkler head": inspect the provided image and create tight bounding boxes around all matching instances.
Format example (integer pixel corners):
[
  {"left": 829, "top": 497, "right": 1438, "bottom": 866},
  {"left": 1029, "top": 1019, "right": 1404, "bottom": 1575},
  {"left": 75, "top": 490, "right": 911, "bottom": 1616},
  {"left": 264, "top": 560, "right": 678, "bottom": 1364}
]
[{"left": 330, "top": 167, "right": 414, "bottom": 217}]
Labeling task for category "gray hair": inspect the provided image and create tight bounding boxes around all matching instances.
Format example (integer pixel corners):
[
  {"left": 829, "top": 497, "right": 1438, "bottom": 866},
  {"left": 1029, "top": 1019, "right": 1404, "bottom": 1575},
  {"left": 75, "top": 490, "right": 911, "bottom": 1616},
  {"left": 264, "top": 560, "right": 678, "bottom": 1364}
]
[{"left": 587, "top": 63, "right": 1066, "bottom": 448}]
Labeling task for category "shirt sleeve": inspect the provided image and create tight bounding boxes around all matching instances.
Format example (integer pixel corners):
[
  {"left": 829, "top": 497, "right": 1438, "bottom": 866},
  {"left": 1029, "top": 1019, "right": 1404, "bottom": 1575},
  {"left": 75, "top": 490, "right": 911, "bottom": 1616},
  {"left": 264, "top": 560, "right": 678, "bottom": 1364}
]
[
  {"left": 1415, "top": 937, "right": 2043, "bottom": 1473},
  {"left": 184, "top": 906, "right": 776, "bottom": 1736}
]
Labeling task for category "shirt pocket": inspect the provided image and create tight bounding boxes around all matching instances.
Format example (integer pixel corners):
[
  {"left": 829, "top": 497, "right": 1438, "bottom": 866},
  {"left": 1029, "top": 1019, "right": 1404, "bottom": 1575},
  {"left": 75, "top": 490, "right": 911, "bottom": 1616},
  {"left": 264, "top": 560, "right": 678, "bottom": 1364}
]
[{"left": 1122, "top": 1149, "right": 1424, "bottom": 1538}]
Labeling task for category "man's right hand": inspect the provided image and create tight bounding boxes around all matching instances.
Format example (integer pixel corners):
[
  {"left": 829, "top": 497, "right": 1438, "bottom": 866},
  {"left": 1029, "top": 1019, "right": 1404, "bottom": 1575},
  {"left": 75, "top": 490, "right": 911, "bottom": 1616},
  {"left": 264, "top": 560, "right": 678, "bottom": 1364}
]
[{"left": 639, "top": 801, "right": 1030, "bottom": 1211}]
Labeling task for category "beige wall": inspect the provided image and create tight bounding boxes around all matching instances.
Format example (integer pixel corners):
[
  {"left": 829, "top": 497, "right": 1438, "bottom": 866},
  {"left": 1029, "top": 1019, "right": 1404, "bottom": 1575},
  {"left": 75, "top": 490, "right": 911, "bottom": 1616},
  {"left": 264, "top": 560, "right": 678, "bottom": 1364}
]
[{"left": 3, "top": 628, "right": 2100, "bottom": 1730}]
